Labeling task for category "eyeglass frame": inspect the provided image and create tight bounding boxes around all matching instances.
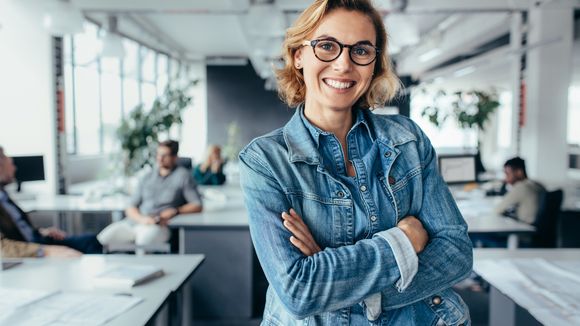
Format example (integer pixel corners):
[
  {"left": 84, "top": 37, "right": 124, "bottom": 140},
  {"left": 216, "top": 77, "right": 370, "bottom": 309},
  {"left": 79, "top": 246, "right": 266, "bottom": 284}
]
[{"left": 301, "top": 38, "right": 380, "bottom": 66}]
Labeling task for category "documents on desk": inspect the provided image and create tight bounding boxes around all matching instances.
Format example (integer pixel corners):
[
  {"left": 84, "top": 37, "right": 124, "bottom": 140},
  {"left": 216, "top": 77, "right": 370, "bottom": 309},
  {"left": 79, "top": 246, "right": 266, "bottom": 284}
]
[
  {"left": 92, "top": 264, "right": 164, "bottom": 289},
  {"left": 476, "top": 258, "right": 580, "bottom": 325},
  {"left": 0, "top": 288, "right": 142, "bottom": 325}
]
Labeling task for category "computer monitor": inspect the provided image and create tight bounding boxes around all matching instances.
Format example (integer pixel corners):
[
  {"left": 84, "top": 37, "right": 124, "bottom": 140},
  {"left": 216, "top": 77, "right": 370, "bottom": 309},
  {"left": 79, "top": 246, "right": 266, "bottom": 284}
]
[
  {"left": 438, "top": 154, "right": 477, "bottom": 184},
  {"left": 12, "top": 155, "right": 45, "bottom": 192}
]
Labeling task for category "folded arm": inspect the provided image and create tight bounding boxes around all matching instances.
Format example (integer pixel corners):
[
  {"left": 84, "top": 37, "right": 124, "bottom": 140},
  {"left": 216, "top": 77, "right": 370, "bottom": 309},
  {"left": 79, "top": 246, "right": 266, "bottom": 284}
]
[{"left": 241, "top": 149, "right": 414, "bottom": 319}]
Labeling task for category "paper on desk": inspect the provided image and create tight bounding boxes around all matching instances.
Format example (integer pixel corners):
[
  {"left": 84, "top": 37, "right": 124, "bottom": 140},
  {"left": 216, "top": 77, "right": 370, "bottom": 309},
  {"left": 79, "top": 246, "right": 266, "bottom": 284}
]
[
  {"left": 476, "top": 258, "right": 580, "bottom": 325},
  {"left": 0, "top": 288, "right": 57, "bottom": 322},
  {"left": 0, "top": 292, "right": 142, "bottom": 325},
  {"left": 455, "top": 200, "right": 495, "bottom": 218}
]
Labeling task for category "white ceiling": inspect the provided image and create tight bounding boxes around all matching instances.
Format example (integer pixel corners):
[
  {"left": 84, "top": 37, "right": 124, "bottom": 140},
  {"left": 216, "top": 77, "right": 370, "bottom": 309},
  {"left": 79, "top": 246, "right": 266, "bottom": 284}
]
[{"left": 29, "top": 0, "right": 580, "bottom": 88}]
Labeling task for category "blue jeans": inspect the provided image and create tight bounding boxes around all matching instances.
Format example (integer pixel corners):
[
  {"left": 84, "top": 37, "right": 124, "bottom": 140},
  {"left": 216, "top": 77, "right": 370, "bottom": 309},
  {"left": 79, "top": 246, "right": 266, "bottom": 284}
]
[{"left": 35, "top": 233, "right": 103, "bottom": 254}]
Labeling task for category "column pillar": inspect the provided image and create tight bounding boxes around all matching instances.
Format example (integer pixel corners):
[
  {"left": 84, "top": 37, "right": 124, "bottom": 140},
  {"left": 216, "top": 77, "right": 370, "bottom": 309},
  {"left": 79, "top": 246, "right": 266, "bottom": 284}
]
[{"left": 521, "top": 5, "right": 573, "bottom": 185}]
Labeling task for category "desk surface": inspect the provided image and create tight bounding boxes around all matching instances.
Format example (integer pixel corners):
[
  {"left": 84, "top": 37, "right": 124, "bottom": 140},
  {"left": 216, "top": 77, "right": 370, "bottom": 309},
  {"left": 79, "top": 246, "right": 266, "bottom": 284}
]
[
  {"left": 171, "top": 184, "right": 248, "bottom": 228},
  {"left": 473, "top": 249, "right": 580, "bottom": 325},
  {"left": 0, "top": 254, "right": 204, "bottom": 325},
  {"left": 17, "top": 194, "right": 129, "bottom": 213},
  {"left": 455, "top": 194, "right": 536, "bottom": 234}
]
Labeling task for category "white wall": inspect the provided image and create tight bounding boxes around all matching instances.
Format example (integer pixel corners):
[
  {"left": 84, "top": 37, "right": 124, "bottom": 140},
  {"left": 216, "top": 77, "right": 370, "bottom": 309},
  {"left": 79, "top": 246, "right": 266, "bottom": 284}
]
[{"left": 0, "top": 0, "right": 56, "bottom": 194}]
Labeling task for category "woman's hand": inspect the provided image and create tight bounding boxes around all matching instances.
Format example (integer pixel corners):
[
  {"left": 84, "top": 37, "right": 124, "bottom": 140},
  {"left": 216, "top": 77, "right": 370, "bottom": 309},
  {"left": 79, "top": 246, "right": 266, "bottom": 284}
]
[
  {"left": 397, "top": 216, "right": 429, "bottom": 253},
  {"left": 282, "top": 208, "right": 321, "bottom": 256}
]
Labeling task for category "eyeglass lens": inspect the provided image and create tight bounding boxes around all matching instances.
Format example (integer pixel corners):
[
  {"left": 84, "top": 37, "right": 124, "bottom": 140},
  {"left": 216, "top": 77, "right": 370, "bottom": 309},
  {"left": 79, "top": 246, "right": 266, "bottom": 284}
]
[{"left": 313, "top": 40, "right": 376, "bottom": 65}]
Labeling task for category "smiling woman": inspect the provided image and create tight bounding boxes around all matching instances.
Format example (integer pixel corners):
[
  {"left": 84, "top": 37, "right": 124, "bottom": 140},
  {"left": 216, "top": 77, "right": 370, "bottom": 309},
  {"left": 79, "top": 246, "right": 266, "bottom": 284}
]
[{"left": 239, "top": 0, "right": 473, "bottom": 325}]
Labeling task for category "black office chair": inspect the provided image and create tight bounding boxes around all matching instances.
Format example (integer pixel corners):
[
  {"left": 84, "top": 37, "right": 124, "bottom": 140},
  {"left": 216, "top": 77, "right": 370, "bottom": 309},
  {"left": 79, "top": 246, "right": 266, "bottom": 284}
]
[
  {"left": 530, "top": 189, "right": 564, "bottom": 248},
  {"left": 176, "top": 157, "right": 193, "bottom": 170}
]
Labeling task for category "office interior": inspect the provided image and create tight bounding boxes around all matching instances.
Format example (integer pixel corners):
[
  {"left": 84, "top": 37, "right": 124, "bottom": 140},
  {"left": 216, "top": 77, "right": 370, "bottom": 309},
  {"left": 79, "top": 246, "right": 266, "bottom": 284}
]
[{"left": 0, "top": 0, "right": 579, "bottom": 325}]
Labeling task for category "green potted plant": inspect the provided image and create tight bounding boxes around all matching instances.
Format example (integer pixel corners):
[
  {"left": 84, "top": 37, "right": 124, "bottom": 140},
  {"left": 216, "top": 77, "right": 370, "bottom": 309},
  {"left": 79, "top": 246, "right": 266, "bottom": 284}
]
[
  {"left": 420, "top": 89, "right": 500, "bottom": 172},
  {"left": 117, "top": 80, "right": 197, "bottom": 175},
  {"left": 421, "top": 89, "right": 500, "bottom": 138}
]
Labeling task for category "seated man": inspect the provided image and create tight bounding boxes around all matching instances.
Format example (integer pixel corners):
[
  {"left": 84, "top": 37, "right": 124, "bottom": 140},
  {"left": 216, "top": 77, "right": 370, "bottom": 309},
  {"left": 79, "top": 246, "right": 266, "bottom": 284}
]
[
  {"left": 193, "top": 145, "right": 226, "bottom": 185},
  {"left": 98, "top": 140, "right": 203, "bottom": 248},
  {"left": 495, "top": 157, "right": 546, "bottom": 225},
  {"left": 0, "top": 146, "right": 102, "bottom": 255}
]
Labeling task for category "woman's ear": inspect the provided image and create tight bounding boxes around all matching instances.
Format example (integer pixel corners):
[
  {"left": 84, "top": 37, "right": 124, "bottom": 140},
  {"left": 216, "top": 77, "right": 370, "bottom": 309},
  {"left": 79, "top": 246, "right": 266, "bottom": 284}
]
[{"left": 294, "top": 48, "right": 303, "bottom": 69}]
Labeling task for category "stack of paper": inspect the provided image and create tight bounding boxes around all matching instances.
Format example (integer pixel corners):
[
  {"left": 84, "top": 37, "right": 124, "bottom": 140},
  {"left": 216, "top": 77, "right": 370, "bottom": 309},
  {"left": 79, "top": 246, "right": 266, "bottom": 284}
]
[{"left": 92, "top": 264, "right": 164, "bottom": 289}]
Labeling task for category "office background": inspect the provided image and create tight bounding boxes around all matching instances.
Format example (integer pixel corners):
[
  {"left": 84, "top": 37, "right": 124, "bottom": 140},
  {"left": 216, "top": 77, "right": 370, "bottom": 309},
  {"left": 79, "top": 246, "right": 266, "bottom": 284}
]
[
  {"left": 0, "top": 0, "right": 578, "bottom": 195},
  {"left": 0, "top": 1, "right": 579, "bottom": 325}
]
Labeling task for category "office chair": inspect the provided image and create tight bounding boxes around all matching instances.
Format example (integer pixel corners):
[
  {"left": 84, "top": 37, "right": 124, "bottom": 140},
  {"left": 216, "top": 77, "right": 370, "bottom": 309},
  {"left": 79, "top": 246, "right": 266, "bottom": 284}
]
[
  {"left": 530, "top": 189, "right": 564, "bottom": 248},
  {"left": 176, "top": 157, "right": 193, "bottom": 170}
]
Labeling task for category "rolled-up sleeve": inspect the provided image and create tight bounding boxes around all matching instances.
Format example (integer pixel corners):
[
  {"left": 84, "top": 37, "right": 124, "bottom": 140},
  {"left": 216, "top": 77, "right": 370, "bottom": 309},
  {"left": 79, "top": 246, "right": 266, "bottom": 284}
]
[{"left": 374, "top": 227, "right": 418, "bottom": 292}]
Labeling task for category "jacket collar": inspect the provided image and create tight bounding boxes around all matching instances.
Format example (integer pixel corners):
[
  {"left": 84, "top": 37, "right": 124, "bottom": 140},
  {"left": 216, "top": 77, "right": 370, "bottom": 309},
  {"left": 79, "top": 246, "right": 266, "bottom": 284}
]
[{"left": 283, "top": 105, "right": 416, "bottom": 164}]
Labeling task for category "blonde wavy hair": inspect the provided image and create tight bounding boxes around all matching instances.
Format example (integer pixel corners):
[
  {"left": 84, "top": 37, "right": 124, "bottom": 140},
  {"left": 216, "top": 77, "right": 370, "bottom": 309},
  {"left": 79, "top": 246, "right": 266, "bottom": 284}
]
[{"left": 276, "top": 0, "right": 401, "bottom": 109}]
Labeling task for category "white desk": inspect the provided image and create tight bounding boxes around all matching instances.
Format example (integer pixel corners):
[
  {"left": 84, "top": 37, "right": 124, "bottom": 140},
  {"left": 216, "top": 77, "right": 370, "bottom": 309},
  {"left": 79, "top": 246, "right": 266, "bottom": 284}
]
[
  {"left": 17, "top": 194, "right": 128, "bottom": 213},
  {"left": 474, "top": 249, "right": 580, "bottom": 326},
  {"left": 455, "top": 194, "right": 536, "bottom": 249},
  {"left": 0, "top": 254, "right": 204, "bottom": 325},
  {"left": 16, "top": 194, "right": 129, "bottom": 234}
]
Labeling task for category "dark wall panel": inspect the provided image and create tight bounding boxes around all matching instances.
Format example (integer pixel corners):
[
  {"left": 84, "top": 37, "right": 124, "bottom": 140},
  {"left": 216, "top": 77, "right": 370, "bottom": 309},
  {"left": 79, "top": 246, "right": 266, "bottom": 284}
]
[{"left": 207, "top": 64, "right": 294, "bottom": 150}]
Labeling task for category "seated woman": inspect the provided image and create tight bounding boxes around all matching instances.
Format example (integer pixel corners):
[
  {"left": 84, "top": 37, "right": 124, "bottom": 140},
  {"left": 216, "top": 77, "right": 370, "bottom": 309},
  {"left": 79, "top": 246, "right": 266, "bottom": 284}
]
[{"left": 193, "top": 145, "right": 226, "bottom": 185}]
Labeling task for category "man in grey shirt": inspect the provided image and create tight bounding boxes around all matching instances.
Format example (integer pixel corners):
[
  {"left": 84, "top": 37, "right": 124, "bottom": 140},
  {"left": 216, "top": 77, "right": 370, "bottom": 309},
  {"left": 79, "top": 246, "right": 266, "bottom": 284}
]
[
  {"left": 98, "top": 140, "right": 203, "bottom": 247},
  {"left": 495, "top": 157, "right": 546, "bottom": 224}
]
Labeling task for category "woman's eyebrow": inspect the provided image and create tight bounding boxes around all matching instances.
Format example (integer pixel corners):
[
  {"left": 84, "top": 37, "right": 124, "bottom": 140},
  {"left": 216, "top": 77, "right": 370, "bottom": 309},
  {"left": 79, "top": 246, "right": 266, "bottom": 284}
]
[{"left": 313, "top": 34, "right": 375, "bottom": 45}]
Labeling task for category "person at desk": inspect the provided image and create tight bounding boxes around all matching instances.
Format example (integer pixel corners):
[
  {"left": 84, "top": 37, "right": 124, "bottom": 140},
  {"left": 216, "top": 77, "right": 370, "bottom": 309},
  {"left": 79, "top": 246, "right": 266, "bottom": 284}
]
[
  {"left": 0, "top": 146, "right": 102, "bottom": 256},
  {"left": 239, "top": 1, "right": 472, "bottom": 324},
  {"left": 97, "top": 140, "right": 203, "bottom": 247},
  {"left": 495, "top": 157, "right": 546, "bottom": 224},
  {"left": 1, "top": 234, "right": 81, "bottom": 258},
  {"left": 193, "top": 145, "right": 226, "bottom": 185}
]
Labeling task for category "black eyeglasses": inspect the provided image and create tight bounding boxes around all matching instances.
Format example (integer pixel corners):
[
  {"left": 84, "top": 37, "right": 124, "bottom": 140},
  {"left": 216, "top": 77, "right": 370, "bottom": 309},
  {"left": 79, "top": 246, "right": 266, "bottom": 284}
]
[{"left": 302, "top": 38, "right": 379, "bottom": 66}]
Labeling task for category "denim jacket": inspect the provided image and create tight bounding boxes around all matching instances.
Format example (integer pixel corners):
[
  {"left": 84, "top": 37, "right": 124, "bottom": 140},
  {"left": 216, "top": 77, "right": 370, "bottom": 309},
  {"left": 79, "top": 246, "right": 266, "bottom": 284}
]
[{"left": 239, "top": 107, "right": 473, "bottom": 325}]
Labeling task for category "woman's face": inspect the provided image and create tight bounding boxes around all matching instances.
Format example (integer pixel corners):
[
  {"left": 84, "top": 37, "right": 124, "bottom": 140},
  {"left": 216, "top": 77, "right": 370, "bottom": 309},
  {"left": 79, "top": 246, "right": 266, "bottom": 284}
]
[{"left": 295, "top": 8, "right": 376, "bottom": 114}]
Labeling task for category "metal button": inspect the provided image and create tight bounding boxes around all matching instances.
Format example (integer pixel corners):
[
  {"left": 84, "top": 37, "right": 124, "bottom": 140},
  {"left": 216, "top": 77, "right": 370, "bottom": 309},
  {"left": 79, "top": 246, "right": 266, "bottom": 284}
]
[
  {"left": 388, "top": 176, "right": 396, "bottom": 185},
  {"left": 432, "top": 295, "right": 442, "bottom": 305},
  {"left": 360, "top": 185, "right": 367, "bottom": 192},
  {"left": 337, "top": 191, "right": 345, "bottom": 198},
  {"left": 384, "top": 151, "right": 391, "bottom": 158},
  {"left": 370, "top": 215, "right": 377, "bottom": 222}
]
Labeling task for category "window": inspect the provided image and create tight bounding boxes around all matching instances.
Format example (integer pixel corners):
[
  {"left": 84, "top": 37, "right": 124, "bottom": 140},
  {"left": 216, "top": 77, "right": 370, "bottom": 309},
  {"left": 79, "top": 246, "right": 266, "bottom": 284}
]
[
  {"left": 157, "top": 54, "right": 169, "bottom": 95},
  {"left": 497, "top": 91, "right": 512, "bottom": 149},
  {"left": 74, "top": 62, "right": 101, "bottom": 155},
  {"left": 410, "top": 89, "right": 478, "bottom": 149},
  {"left": 101, "top": 58, "right": 122, "bottom": 153},
  {"left": 64, "top": 22, "right": 184, "bottom": 156},
  {"left": 568, "top": 85, "right": 580, "bottom": 146}
]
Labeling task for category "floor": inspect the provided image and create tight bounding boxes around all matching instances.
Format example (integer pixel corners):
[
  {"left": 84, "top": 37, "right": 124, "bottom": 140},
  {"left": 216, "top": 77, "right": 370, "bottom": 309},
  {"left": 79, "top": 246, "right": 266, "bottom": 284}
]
[{"left": 455, "top": 285, "right": 490, "bottom": 326}]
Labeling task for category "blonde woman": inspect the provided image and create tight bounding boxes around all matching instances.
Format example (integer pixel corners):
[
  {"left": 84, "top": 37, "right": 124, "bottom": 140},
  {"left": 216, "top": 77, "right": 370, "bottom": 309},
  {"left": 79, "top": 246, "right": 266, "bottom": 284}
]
[{"left": 239, "top": 0, "right": 472, "bottom": 325}]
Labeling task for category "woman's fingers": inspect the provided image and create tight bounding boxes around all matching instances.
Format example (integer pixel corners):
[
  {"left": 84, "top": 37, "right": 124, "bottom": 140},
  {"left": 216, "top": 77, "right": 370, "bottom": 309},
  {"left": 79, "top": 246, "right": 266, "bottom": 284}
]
[
  {"left": 282, "top": 218, "right": 311, "bottom": 246},
  {"left": 285, "top": 209, "right": 310, "bottom": 236},
  {"left": 282, "top": 210, "right": 322, "bottom": 255},
  {"left": 290, "top": 236, "right": 313, "bottom": 256},
  {"left": 288, "top": 209, "right": 321, "bottom": 251},
  {"left": 282, "top": 211, "right": 313, "bottom": 245}
]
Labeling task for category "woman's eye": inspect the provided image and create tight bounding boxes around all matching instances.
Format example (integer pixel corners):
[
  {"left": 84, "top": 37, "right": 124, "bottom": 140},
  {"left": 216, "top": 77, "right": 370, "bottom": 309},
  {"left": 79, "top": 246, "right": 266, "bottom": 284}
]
[
  {"left": 318, "top": 42, "right": 336, "bottom": 51},
  {"left": 353, "top": 46, "right": 370, "bottom": 56}
]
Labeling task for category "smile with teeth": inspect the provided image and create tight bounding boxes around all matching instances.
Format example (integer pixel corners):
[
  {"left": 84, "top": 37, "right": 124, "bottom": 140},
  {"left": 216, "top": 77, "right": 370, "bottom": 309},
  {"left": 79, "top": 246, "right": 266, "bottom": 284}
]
[{"left": 324, "top": 78, "right": 355, "bottom": 90}]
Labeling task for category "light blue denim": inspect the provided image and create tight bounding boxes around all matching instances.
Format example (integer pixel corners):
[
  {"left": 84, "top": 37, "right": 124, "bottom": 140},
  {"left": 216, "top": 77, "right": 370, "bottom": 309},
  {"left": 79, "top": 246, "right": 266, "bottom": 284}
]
[{"left": 239, "top": 106, "right": 473, "bottom": 325}]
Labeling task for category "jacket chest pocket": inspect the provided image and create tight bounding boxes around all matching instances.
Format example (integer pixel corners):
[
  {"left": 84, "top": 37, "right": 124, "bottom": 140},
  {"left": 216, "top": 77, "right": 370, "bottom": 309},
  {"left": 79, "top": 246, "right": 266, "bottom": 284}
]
[{"left": 285, "top": 190, "right": 353, "bottom": 248}]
